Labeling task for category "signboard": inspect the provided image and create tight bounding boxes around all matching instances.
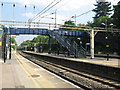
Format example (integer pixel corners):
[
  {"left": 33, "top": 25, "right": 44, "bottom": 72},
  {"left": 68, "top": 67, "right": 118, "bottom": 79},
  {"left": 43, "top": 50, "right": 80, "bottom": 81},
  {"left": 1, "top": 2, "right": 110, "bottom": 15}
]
[
  {"left": 106, "top": 45, "right": 109, "bottom": 48},
  {"left": 11, "top": 36, "right": 16, "bottom": 38},
  {"left": 0, "top": 42, "right": 2, "bottom": 46}
]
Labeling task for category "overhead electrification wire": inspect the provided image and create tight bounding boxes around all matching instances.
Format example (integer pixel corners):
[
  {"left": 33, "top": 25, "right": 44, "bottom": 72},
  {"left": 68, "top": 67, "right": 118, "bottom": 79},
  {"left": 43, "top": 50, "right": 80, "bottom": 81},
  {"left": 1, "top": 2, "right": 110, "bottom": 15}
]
[
  {"left": 28, "top": 0, "right": 57, "bottom": 21},
  {"left": 55, "top": 0, "right": 69, "bottom": 10},
  {"left": 76, "top": 10, "right": 92, "bottom": 18},
  {"left": 29, "top": 0, "right": 62, "bottom": 22},
  {"left": 38, "top": 13, "right": 55, "bottom": 21},
  {"left": 62, "top": 9, "right": 92, "bottom": 22},
  {"left": 31, "top": 0, "right": 62, "bottom": 21},
  {"left": 36, "top": 0, "right": 62, "bottom": 21}
]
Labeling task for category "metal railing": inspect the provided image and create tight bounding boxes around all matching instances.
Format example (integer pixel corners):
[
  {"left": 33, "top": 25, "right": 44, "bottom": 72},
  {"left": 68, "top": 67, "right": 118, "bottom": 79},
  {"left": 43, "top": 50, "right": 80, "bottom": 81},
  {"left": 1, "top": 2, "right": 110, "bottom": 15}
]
[{"left": 48, "top": 30, "right": 86, "bottom": 58}]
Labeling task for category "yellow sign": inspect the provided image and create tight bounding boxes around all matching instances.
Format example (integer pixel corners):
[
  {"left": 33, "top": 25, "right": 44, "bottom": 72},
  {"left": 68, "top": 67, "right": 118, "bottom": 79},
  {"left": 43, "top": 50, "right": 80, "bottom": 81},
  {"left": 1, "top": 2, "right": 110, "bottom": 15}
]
[
  {"left": 106, "top": 45, "right": 109, "bottom": 48},
  {"left": 0, "top": 42, "right": 2, "bottom": 46}
]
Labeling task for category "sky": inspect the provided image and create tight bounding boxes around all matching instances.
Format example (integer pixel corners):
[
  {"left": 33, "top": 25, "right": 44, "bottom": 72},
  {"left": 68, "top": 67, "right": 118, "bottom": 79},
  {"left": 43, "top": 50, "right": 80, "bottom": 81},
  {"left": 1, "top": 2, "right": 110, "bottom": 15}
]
[{"left": 0, "top": 0, "right": 119, "bottom": 45}]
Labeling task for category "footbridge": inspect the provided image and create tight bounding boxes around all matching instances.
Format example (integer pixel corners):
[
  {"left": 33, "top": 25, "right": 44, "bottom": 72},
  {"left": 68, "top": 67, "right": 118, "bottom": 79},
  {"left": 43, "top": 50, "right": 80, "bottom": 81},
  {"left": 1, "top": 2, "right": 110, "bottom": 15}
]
[{"left": 0, "top": 20, "right": 120, "bottom": 60}]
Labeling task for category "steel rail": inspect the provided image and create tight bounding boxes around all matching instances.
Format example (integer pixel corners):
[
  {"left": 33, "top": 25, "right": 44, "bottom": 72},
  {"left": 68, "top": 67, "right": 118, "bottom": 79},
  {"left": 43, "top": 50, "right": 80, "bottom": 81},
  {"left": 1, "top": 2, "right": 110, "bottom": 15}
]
[{"left": 19, "top": 51, "right": 120, "bottom": 89}]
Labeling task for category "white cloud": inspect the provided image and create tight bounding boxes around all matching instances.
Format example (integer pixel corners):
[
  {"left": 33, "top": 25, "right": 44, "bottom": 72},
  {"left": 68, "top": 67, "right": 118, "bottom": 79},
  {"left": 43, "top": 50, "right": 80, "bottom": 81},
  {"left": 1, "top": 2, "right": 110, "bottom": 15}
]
[
  {"left": 2, "top": 0, "right": 95, "bottom": 11},
  {"left": 19, "top": 0, "right": 30, "bottom": 5},
  {"left": 56, "top": 0, "right": 96, "bottom": 11},
  {"left": 22, "top": 12, "right": 35, "bottom": 18},
  {"left": 3, "top": 0, "right": 118, "bottom": 24},
  {"left": 2, "top": 0, "right": 118, "bottom": 11},
  {"left": 22, "top": 11, "right": 67, "bottom": 22}
]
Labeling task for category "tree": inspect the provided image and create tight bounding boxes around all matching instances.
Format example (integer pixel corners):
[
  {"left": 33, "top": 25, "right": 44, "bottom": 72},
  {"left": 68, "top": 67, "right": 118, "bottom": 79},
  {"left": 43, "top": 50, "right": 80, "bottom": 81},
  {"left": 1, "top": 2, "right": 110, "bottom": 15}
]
[
  {"left": 20, "top": 35, "right": 49, "bottom": 47},
  {"left": 64, "top": 20, "right": 75, "bottom": 25},
  {"left": 32, "top": 35, "right": 49, "bottom": 44},
  {"left": 93, "top": 1, "right": 112, "bottom": 19},
  {"left": 112, "top": 1, "right": 120, "bottom": 29},
  {"left": 87, "top": 16, "right": 112, "bottom": 27},
  {"left": 11, "top": 38, "right": 17, "bottom": 44},
  {"left": 78, "top": 23, "right": 86, "bottom": 27},
  {"left": 9, "top": 37, "right": 17, "bottom": 50},
  {"left": 60, "top": 20, "right": 75, "bottom": 30},
  {"left": 20, "top": 40, "right": 32, "bottom": 47}
]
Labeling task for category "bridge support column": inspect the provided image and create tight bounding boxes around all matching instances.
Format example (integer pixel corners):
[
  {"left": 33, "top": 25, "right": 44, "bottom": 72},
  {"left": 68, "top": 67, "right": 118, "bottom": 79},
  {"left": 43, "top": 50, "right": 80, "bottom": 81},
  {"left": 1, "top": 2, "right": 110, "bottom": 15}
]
[
  {"left": 48, "top": 36, "right": 52, "bottom": 54},
  {"left": 90, "top": 30, "right": 95, "bottom": 59}
]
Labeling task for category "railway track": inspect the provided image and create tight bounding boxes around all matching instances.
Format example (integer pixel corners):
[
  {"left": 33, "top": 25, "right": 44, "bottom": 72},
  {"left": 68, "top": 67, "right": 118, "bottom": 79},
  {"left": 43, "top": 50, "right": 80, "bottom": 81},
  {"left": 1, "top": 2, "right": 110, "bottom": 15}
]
[{"left": 19, "top": 51, "right": 120, "bottom": 89}]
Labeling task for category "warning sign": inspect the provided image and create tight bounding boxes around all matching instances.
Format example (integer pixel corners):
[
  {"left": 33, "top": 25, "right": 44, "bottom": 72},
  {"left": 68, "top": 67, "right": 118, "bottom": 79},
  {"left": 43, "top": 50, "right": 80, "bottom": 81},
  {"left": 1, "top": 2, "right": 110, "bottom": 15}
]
[{"left": 0, "top": 42, "right": 2, "bottom": 46}]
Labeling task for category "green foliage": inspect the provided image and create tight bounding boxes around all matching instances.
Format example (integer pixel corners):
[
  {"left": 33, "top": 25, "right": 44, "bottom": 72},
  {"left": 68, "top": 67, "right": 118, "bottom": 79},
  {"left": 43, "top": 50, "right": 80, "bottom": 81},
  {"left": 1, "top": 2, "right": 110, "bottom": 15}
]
[
  {"left": 20, "top": 35, "right": 49, "bottom": 47},
  {"left": 112, "top": 1, "right": 120, "bottom": 28},
  {"left": 0, "top": 24, "right": 7, "bottom": 29},
  {"left": 11, "top": 38, "right": 17, "bottom": 45},
  {"left": 9, "top": 37, "right": 17, "bottom": 45},
  {"left": 60, "top": 20, "right": 86, "bottom": 31},
  {"left": 60, "top": 20, "right": 76, "bottom": 30},
  {"left": 78, "top": 24, "right": 86, "bottom": 27},
  {"left": 12, "top": 45, "right": 16, "bottom": 50},
  {"left": 9, "top": 37, "right": 17, "bottom": 51},
  {"left": 93, "top": 1, "right": 112, "bottom": 19},
  {"left": 87, "top": 21, "right": 94, "bottom": 27},
  {"left": 32, "top": 35, "right": 49, "bottom": 44},
  {"left": 20, "top": 40, "right": 32, "bottom": 46},
  {"left": 64, "top": 20, "right": 75, "bottom": 25},
  {"left": 87, "top": 16, "right": 112, "bottom": 27}
]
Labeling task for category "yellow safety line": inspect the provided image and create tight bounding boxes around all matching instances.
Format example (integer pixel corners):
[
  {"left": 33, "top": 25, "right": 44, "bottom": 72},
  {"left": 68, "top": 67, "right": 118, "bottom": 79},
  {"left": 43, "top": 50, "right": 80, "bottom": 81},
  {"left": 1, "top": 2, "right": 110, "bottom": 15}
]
[
  {"left": 14, "top": 53, "right": 41, "bottom": 88},
  {"left": 15, "top": 53, "right": 56, "bottom": 88}
]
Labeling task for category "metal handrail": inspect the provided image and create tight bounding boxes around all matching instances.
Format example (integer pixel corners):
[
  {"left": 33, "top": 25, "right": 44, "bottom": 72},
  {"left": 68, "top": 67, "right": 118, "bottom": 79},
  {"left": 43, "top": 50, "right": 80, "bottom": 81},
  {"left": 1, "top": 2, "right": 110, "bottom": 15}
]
[{"left": 48, "top": 30, "right": 86, "bottom": 58}]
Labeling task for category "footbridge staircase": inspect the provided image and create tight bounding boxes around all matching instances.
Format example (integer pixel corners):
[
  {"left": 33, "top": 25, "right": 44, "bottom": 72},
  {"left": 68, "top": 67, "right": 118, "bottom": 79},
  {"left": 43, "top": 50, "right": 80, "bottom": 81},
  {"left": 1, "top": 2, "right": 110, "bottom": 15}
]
[{"left": 48, "top": 30, "right": 86, "bottom": 58}]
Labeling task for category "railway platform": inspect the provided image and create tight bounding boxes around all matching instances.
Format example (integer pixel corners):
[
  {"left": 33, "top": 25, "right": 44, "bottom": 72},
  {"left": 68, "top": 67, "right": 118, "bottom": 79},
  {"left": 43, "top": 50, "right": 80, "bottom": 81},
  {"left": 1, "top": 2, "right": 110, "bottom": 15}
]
[
  {"left": 0, "top": 52, "right": 80, "bottom": 89},
  {"left": 26, "top": 51, "right": 119, "bottom": 68}
]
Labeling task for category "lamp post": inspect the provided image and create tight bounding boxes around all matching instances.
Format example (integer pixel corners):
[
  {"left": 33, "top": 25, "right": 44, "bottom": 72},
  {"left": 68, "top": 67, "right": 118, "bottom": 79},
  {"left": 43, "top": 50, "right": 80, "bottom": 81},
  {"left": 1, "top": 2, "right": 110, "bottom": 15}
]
[
  {"left": 55, "top": 9, "right": 57, "bottom": 28},
  {"left": 71, "top": 14, "right": 76, "bottom": 25},
  {"left": 101, "top": 21, "right": 112, "bottom": 61},
  {"left": 105, "top": 36, "right": 109, "bottom": 61}
]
